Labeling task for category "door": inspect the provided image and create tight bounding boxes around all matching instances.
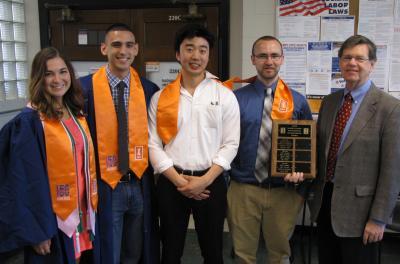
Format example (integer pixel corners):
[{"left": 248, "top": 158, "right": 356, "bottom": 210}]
[
  {"left": 48, "top": 6, "right": 220, "bottom": 77},
  {"left": 134, "top": 7, "right": 219, "bottom": 76}
]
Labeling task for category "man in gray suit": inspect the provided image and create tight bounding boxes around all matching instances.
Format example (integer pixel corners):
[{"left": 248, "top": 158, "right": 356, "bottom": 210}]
[{"left": 309, "top": 35, "right": 400, "bottom": 264}]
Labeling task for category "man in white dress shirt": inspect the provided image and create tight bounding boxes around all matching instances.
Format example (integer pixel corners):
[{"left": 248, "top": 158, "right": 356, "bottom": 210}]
[{"left": 148, "top": 24, "right": 240, "bottom": 264}]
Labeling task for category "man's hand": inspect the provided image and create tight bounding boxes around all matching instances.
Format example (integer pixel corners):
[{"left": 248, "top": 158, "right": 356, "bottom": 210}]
[
  {"left": 191, "top": 190, "right": 211, "bottom": 200},
  {"left": 174, "top": 175, "right": 210, "bottom": 200},
  {"left": 174, "top": 164, "right": 223, "bottom": 200},
  {"left": 161, "top": 166, "right": 192, "bottom": 198},
  {"left": 33, "top": 239, "right": 51, "bottom": 255},
  {"left": 284, "top": 172, "right": 304, "bottom": 183},
  {"left": 178, "top": 175, "right": 210, "bottom": 198},
  {"left": 173, "top": 175, "right": 189, "bottom": 188},
  {"left": 363, "top": 220, "right": 385, "bottom": 245}
]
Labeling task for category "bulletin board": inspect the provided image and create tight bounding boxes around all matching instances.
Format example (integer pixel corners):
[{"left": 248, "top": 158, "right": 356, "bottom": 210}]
[{"left": 276, "top": 0, "right": 400, "bottom": 114}]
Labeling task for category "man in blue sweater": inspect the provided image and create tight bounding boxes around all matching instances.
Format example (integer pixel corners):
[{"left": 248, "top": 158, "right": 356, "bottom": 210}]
[{"left": 228, "top": 36, "right": 312, "bottom": 264}]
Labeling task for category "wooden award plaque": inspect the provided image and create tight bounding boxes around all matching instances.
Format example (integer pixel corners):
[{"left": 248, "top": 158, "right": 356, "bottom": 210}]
[{"left": 271, "top": 120, "right": 316, "bottom": 179}]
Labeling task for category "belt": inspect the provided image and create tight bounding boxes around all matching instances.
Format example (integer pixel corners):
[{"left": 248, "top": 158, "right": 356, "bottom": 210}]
[
  {"left": 246, "top": 181, "right": 288, "bottom": 189},
  {"left": 119, "top": 171, "right": 136, "bottom": 183},
  {"left": 174, "top": 166, "right": 209, "bottom": 176}
]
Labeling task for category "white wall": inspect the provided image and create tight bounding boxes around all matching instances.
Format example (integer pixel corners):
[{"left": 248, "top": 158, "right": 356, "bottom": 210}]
[
  {"left": 229, "top": 0, "right": 243, "bottom": 77},
  {"left": 25, "top": 0, "right": 41, "bottom": 66},
  {"left": 241, "top": 0, "right": 276, "bottom": 78},
  {"left": 71, "top": 61, "right": 107, "bottom": 78},
  {"left": 0, "top": 0, "right": 41, "bottom": 127}
]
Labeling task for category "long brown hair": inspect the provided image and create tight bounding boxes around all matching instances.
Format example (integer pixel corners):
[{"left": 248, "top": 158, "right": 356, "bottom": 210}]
[{"left": 29, "top": 47, "right": 84, "bottom": 120}]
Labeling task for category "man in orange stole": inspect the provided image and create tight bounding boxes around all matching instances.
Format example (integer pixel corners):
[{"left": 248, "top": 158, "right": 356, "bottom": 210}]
[
  {"left": 228, "top": 36, "right": 313, "bottom": 264},
  {"left": 148, "top": 24, "right": 240, "bottom": 263},
  {"left": 80, "top": 23, "right": 159, "bottom": 264}
]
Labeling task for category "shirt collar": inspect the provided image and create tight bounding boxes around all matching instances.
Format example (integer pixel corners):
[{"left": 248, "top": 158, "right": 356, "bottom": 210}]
[
  {"left": 106, "top": 65, "right": 130, "bottom": 88},
  {"left": 254, "top": 77, "right": 278, "bottom": 95},
  {"left": 179, "top": 71, "right": 217, "bottom": 94},
  {"left": 205, "top": 71, "right": 218, "bottom": 80},
  {"left": 344, "top": 79, "right": 371, "bottom": 103}
]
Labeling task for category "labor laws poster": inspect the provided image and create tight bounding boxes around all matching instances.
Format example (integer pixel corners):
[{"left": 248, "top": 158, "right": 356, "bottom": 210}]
[{"left": 278, "top": 0, "right": 349, "bottom": 16}]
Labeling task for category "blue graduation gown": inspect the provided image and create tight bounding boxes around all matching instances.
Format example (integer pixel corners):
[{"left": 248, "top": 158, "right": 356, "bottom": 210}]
[
  {"left": 0, "top": 108, "right": 101, "bottom": 263},
  {"left": 80, "top": 74, "right": 160, "bottom": 264}
]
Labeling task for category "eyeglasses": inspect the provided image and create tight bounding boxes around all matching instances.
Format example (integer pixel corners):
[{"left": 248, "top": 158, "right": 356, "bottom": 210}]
[
  {"left": 253, "top": 54, "right": 282, "bottom": 61},
  {"left": 340, "top": 56, "right": 370, "bottom": 63}
]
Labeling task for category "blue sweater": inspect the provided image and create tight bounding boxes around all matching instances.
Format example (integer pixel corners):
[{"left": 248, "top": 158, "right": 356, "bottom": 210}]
[{"left": 230, "top": 78, "right": 312, "bottom": 193}]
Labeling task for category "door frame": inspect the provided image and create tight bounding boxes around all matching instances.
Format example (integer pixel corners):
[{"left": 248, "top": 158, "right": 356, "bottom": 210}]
[{"left": 38, "top": 0, "right": 230, "bottom": 79}]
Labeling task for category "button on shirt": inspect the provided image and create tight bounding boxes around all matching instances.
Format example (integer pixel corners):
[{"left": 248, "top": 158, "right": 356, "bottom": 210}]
[{"left": 148, "top": 72, "right": 240, "bottom": 174}]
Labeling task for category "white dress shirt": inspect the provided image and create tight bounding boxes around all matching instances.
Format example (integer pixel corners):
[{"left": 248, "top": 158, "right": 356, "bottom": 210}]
[{"left": 148, "top": 72, "right": 240, "bottom": 174}]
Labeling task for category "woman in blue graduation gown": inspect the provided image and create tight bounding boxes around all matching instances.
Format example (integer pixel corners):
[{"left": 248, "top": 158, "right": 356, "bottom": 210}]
[{"left": 0, "top": 47, "right": 100, "bottom": 263}]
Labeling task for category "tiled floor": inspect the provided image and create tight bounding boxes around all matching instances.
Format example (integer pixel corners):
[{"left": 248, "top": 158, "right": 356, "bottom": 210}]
[
  {"left": 182, "top": 228, "right": 400, "bottom": 264},
  {"left": 3, "top": 228, "right": 400, "bottom": 263}
]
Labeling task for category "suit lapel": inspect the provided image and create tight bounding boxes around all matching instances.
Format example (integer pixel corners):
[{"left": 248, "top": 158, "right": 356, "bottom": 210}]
[
  {"left": 323, "top": 91, "right": 343, "bottom": 158},
  {"left": 341, "top": 84, "right": 378, "bottom": 153}
]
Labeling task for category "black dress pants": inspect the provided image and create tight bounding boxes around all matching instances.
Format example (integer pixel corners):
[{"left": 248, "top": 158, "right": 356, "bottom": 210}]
[
  {"left": 157, "top": 174, "right": 227, "bottom": 264},
  {"left": 316, "top": 182, "right": 379, "bottom": 264}
]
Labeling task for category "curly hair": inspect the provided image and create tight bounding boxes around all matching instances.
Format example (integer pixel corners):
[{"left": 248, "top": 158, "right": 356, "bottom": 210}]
[{"left": 29, "top": 47, "right": 84, "bottom": 120}]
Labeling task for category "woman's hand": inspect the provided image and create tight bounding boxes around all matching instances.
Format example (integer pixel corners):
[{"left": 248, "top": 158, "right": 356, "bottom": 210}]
[{"left": 33, "top": 239, "right": 51, "bottom": 255}]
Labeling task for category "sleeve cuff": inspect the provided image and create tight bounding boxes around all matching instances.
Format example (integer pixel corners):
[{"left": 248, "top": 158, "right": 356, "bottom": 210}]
[
  {"left": 155, "top": 159, "right": 174, "bottom": 174},
  {"left": 212, "top": 156, "right": 230, "bottom": 171},
  {"left": 371, "top": 218, "right": 386, "bottom": 227}
]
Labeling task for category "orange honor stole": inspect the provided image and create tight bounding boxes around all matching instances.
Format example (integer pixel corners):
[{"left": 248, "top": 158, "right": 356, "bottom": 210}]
[
  {"left": 157, "top": 72, "right": 235, "bottom": 145},
  {"left": 156, "top": 72, "right": 182, "bottom": 145},
  {"left": 271, "top": 78, "right": 293, "bottom": 120},
  {"left": 92, "top": 66, "right": 148, "bottom": 189},
  {"left": 224, "top": 76, "right": 294, "bottom": 120},
  {"left": 44, "top": 115, "right": 98, "bottom": 221},
  {"left": 157, "top": 74, "right": 294, "bottom": 145}
]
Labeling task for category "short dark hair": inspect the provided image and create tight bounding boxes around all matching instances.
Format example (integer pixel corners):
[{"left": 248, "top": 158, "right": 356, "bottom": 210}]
[
  {"left": 338, "top": 35, "right": 377, "bottom": 61},
  {"left": 104, "top": 23, "right": 134, "bottom": 41},
  {"left": 29, "top": 47, "right": 84, "bottom": 120},
  {"left": 174, "top": 23, "right": 214, "bottom": 52},
  {"left": 252, "top": 36, "right": 283, "bottom": 55}
]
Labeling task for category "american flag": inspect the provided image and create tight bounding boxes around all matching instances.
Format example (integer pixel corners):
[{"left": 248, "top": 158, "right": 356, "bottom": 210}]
[{"left": 279, "top": 0, "right": 330, "bottom": 16}]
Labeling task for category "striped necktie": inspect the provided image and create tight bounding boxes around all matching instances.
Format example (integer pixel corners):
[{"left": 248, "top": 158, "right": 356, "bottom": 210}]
[{"left": 254, "top": 87, "right": 273, "bottom": 182}]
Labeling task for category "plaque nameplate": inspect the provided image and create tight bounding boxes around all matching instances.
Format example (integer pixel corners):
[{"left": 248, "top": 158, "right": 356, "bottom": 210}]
[{"left": 271, "top": 120, "right": 316, "bottom": 179}]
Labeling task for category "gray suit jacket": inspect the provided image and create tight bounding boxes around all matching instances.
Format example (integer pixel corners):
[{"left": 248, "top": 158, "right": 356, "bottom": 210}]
[{"left": 309, "top": 83, "right": 400, "bottom": 237}]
